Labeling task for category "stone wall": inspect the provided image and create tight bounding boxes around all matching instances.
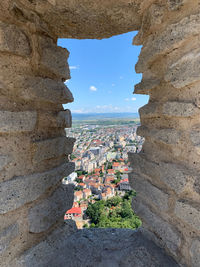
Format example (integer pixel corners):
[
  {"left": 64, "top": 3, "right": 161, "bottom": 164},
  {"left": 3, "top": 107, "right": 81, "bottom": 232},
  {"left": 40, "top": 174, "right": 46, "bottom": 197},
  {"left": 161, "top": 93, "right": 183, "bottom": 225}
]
[
  {"left": 0, "top": 2, "right": 76, "bottom": 266},
  {"left": 129, "top": 1, "right": 200, "bottom": 266},
  {"left": 0, "top": 0, "right": 200, "bottom": 266}
]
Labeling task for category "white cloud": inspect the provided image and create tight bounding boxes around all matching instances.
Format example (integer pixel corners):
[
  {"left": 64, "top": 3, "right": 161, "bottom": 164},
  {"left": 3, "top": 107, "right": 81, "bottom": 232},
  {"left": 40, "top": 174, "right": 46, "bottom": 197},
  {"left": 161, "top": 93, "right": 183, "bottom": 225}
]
[
  {"left": 125, "top": 97, "right": 136, "bottom": 101},
  {"left": 112, "top": 83, "right": 115, "bottom": 87},
  {"left": 64, "top": 80, "right": 70, "bottom": 84},
  {"left": 120, "top": 76, "right": 123, "bottom": 80},
  {"left": 90, "top": 85, "right": 97, "bottom": 91},
  {"left": 69, "top": 65, "right": 79, "bottom": 70}
]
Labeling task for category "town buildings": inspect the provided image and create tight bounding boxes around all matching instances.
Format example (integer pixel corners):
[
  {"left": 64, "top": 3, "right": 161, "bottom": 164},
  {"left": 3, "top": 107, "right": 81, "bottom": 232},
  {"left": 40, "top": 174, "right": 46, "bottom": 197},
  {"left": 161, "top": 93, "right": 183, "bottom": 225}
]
[{"left": 64, "top": 123, "right": 143, "bottom": 228}]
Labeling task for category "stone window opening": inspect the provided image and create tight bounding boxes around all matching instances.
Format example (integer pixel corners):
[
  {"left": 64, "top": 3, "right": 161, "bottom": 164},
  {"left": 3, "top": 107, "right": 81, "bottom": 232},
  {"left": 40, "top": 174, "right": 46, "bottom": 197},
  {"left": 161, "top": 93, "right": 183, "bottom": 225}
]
[
  {"left": 0, "top": 1, "right": 200, "bottom": 266},
  {"left": 58, "top": 33, "right": 148, "bottom": 230}
]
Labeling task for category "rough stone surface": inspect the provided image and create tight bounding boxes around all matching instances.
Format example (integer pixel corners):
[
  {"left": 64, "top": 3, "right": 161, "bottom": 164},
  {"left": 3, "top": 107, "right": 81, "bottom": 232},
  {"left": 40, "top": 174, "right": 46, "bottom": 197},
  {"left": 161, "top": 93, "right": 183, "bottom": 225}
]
[
  {"left": 0, "top": 111, "right": 37, "bottom": 133},
  {"left": 132, "top": 176, "right": 169, "bottom": 211},
  {"left": 0, "top": 162, "right": 75, "bottom": 214},
  {"left": 0, "top": 155, "right": 11, "bottom": 171},
  {"left": 139, "top": 102, "right": 159, "bottom": 118},
  {"left": 59, "top": 110, "right": 72, "bottom": 128},
  {"left": 0, "top": 22, "right": 31, "bottom": 56},
  {"left": 0, "top": 223, "right": 19, "bottom": 254},
  {"left": 190, "top": 127, "right": 200, "bottom": 146},
  {"left": 38, "top": 110, "right": 72, "bottom": 129},
  {"left": 129, "top": 153, "right": 189, "bottom": 194},
  {"left": 134, "top": 77, "right": 160, "bottom": 94},
  {"left": 30, "top": 1, "right": 142, "bottom": 39},
  {"left": 175, "top": 201, "right": 200, "bottom": 231},
  {"left": 133, "top": 200, "right": 181, "bottom": 256},
  {"left": 16, "top": 227, "right": 179, "bottom": 267},
  {"left": 190, "top": 239, "right": 200, "bottom": 267},
  {"left": 19, "top": 77, "right": 74, "bottom": 104},
  {"left": 32, "top": 137, "right": 75, "bottom": 163},
  {"left": 28, "top": 184, "right": 74, "bottom": 233},
  {"left": 162, "top": 102, "right": 198, "bottom": 117},
  {"left": 165, "top": 49, "right": 200, "bottom": 88},
  {"left": 136, "top": 13, "right": 200, "bottom": 72},
  {"left": 137, "top": 126, "right": 181, "bottom": 145},
  {"left": 38, "top": 36, "right": 70, "bottom": 80}
]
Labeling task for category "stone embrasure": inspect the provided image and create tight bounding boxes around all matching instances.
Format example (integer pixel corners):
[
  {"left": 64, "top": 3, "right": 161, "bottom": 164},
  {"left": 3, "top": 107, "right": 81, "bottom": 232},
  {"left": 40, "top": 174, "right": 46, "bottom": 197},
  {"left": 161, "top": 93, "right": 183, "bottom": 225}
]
[{"left": 0, "top": 0, "right": 200, "bottom": 267}]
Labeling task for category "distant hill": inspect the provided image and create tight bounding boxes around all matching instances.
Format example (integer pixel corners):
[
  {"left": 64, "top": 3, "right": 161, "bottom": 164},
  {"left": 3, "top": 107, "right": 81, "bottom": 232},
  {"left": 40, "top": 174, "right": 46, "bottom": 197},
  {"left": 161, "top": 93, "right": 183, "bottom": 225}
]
[{"left": 72, "top": 112, "right": 139, "bottom": 121}]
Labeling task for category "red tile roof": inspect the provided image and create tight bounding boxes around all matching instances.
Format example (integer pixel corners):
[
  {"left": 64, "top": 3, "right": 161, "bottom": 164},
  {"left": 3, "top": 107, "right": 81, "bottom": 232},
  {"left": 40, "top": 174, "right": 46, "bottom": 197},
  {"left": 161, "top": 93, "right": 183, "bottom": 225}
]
[
  {"left": 66, "top": 207, "right": 81, "bottom": 214},
  {"left": 117, "top": 178, "right": 129, "bottom": 185},
  {"left": 74, "top": 191, "right": 83, "bottom": 196}
]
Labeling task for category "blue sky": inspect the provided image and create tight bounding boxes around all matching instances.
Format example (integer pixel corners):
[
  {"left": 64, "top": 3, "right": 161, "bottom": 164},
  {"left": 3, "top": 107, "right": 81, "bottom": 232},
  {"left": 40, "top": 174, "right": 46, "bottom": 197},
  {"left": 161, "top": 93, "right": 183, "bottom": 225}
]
[{"left": 58, "top": 31, "right": 149, "bottom": 114}]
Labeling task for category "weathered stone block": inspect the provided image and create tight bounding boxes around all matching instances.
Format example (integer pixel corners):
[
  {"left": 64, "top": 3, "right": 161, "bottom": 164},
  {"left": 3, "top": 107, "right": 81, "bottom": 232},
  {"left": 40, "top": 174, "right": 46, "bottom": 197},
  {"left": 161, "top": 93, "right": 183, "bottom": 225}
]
[
  {"left": 58, "top": 110, "right": 72, "bottom": 128},
  {"left": 0, "top": 162, "right": 75, "bottom": 214},
  {"left": 0, "top": 223, "right": 18, "bottom": 254},
  {"left": 194, "top": 176, "right": 200, "bottom": 195},
  {"left": 0, "top": 111, "right": 37, "bottom": 133},
  {"left": 133, "top": 199, "right": 181, "bottom": 255},
  {"left": 163, "top": 102, "right": 197, "bottom": 117},
  {"left": 139, "top": 102, "right": 159, "bottom": 118},
  {"left": 32, "top": 137, "right": 75, "bottom": 163},
  {"left": 136, "top": 14, "right": 200, "bottom": 72},
  {"left": 190, "top": 128, "right": 200, "bottom": 146},
  {"left": 159, "top": 164, "right": 189, "bottom": 194},
  {"left": 38, "top": 110, "right": 72, "bottom": 129},
  {"left": 0, "top": 22, "right": 30, "bottom": 56},
  {"left": 175, "top": 201, "right": 200, "bottom": 231},
  {"left": 0, "top": 155, "right": 11, "bottom": 171},
  {"left": 165, "top": 49, "right": 200, "bottom": 88},
  {"left": 38, "top": 36, "right": 70, "bottom": 80},
  {"left": 28, "top": 184, "right": 74, "bottom": 233},
  {"left": 137, "top": 126, "right": 181, "bottom": 145},
  {"left": 19, "top": 77, "right": 74, "bottom": 104},
  {"left": 190, "top": 239, "right": 200, "bottom": 267},
  {"left": 129, "top": 153, "right": 188, "bottom": 194},
  {"left": 131, "top": 175, "right": 169, "bottom": 211},
  {"left": 134, "top": 77, "right": 160, "bottom": 94}
]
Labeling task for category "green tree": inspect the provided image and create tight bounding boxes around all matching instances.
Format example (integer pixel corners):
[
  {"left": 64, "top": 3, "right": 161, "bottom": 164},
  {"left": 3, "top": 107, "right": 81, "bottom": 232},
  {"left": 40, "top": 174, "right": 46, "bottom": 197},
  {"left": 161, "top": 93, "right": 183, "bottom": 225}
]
[{"left": 86, "top": 194, "right": 142, "bottom": 230}]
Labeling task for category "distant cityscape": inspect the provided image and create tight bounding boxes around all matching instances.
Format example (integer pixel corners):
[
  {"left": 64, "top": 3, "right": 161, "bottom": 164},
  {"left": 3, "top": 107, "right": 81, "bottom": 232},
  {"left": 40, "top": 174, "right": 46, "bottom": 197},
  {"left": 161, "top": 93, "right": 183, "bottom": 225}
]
[{"left": 63, "top": 117, "right": 144, "bottom": 229}]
